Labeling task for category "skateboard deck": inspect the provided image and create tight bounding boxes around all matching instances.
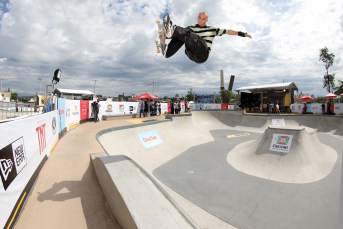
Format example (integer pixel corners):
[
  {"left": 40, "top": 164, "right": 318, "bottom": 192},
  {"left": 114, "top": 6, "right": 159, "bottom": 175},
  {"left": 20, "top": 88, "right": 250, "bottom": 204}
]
[{"left": 155, "top": 13, "right": 170, "bottom": 56}]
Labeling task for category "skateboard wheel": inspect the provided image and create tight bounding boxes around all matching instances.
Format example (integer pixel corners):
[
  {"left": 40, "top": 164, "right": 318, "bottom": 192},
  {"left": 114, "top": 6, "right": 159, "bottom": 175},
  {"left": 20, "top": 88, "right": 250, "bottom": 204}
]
[
  {"left": 156, "top": 19, "right": 161, "bottom": 23},
  {"left": 155, "top": 40, "right": 158, "bottom": 43},
  {"left": 158, "top": 30, "right": 162, "bottom": 35},
  {"left": 156, "top": 50, "right": 160, "bottom": 53}
]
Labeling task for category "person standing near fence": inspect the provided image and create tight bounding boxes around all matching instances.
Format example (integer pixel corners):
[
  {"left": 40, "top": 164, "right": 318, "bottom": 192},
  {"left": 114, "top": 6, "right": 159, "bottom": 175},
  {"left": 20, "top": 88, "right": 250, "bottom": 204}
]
[{"left": 140, "top": 100, "right": 145, "bottom": 118}]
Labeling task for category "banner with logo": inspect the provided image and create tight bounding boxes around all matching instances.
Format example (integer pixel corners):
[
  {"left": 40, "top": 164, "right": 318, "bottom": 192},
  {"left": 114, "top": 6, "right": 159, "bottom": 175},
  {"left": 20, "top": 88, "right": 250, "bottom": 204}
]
[
  {"left": 195, "top": 103, "right": 201, "bottom": 110},
  {"left": 160, "top": 103, "right": 168, "bottom": 115},
  {"left": 290, "top": 104, "right": 303, "bottom": 114},
  {"left": 138, "top": 130, "right": 163, "bottom": 149},
  {"left": 334, "top": 103, "right": 343, "bottom": 115},
  {"left": 65, "top": 100, "right": 81, "bottom": 130},
  {"left": 204, "top": 104, "right": 221, "bottom": 109},
  {"left": 269, "top": 134, "right": 293, "bottom": 153},
  {"left": 180, "top": 102, "right": 185, "bottom": 113},
  {"left": 0, "top": 111, "right": 58, "bottom": 229},
  {"left": 80, "top": 100, "right": 90, "bottom": 121},
  {"left": 98, "top": 102, "right": 139, "bottom": 120},
  {"left": 57, "top": 98, "right": 66, "bottom": 134},
  {"left": 311, "top": 104, "right": 323, "bottom": 115},
  {"left": 189, "top": 103, "right": 195, "bottom": 110},
  {"left": 221, "top": 104, "right": 228, "bottom": 110},
  {"left": 228, "top": 105, "right": 236, "bottom": 110}
]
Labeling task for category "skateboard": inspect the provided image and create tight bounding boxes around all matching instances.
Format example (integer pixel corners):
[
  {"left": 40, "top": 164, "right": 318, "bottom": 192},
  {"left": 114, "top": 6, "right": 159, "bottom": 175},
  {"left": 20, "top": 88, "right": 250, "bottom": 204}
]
[{"left": 155, "top": 13, "right": 171, "bottom": 56}]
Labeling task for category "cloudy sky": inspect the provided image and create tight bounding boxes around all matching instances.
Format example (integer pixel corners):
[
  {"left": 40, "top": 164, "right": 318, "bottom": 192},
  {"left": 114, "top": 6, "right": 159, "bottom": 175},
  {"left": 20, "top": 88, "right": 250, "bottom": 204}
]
[{"left": 0, "top": 0, "right": 342, "bottom": 98}]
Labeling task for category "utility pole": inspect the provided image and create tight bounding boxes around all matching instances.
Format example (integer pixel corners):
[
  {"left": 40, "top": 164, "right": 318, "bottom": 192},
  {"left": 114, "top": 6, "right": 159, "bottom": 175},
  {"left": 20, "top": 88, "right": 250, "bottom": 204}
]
[
  {"left": 152, "top": 81, "right": 157, "bottom": 96},
  {"left": 0, "top": 78, "right": 4, "bottom": 93},
  {"left": 92, "top": 79, "right": 98, "bottom": 95},
  {"left": 37, "top": 78, "right": 43, "bottom": 95}
]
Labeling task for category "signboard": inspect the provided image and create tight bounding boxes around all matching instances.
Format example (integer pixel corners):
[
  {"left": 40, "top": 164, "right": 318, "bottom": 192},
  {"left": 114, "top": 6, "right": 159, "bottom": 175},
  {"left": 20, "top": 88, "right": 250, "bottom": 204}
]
[
  {"left": 269, "top": 134, "right": 293, "bottom": 153},
  {"left": 272, "top": 119, "right": 285, "bottom": 126},
  {"left": 138, "top": 130, "right": 163, "bottom": 149}
]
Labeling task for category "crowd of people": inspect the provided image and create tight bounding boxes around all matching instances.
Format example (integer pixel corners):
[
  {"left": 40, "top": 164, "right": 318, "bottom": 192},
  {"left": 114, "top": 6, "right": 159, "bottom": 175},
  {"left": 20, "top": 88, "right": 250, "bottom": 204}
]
[{"left": 139, "top": 100, "right": 189, "bottom": 118}]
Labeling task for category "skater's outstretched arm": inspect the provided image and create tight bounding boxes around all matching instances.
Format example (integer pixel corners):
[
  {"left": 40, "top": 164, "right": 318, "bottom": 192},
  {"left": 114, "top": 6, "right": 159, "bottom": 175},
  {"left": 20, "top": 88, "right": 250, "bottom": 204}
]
[{"left": 226, "top": 30, "right": 252, "bottom": 38}]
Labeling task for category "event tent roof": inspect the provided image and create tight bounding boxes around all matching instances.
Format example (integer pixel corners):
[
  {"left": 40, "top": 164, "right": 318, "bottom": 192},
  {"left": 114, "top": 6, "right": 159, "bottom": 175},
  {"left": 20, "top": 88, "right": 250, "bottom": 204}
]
[
  {"left": 54, "top": 88, "right": 95, "bottom": 96},
  {"left": 235, "top": 82, "right": 298, "bottom": 93}
]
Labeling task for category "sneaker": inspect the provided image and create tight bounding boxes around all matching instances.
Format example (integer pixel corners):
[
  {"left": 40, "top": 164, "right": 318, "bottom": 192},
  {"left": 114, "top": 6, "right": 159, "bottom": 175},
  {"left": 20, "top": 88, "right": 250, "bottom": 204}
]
[{"left": 163, "top": 13, "right": 174, "bottom": 39}]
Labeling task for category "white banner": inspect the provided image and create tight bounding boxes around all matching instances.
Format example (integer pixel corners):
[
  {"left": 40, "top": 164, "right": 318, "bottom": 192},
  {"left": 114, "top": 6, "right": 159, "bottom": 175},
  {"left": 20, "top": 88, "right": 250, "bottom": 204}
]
[
  {"left": 98, "top": 102, "right": 139, "bottom": 120},
  {"left": 290, "top": 104, "right": 303, "bottom": 114},
  {"left": 189, "top": 103, "right": 195, "bottom": 110},
  {"left": 203, "top": 104, "right": 221, "bottom": 109},
  {"left": 334, "top": 103, "right": 343, "bottom": 116},
  {"left": 228, "top": 105, "right": 236, "bottom": 110},
  {"left": 65, "top": 100, "right": 81, "bottom": 130},
  {"left": 269, "top": 134, "right": 293, "bottom": 153},
  {"left": 0, "top": 111, "right": 58, "bottom": 228},
  {"left": 160, "top": 103, "right": 168, "bottom": 115},
  {"left": 311, "top": 104, "right": 323, "bottom": 114}
]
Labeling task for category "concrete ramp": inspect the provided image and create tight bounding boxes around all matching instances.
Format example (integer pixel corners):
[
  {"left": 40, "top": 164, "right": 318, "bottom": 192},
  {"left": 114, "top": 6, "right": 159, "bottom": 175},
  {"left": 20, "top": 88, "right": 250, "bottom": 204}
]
[
  {"left": 227, "top": 126, "right": 338, "bottom": 183},
  {"left": 91, "top": 153, "right": 200, "bottom": 229}
]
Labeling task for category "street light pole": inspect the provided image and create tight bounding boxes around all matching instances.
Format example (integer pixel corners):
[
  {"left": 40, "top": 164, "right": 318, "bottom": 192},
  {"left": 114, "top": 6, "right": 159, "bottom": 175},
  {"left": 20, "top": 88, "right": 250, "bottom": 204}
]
[
  {"left": 92, "top": 79, "right": 98, "bottom": 95},
  {"left": 37, "top": 78, "right": 43, "bottom": 95},
  {"left": 0, "top": 78, "right": 4, "bottom": 94},
  {"left": 152, "top": 81, "right": 157, "bottom": 96}
]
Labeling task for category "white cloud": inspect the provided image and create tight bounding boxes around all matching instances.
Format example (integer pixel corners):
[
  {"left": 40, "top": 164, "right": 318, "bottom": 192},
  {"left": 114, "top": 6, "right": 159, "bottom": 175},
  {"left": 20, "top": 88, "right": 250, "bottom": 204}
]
[{"left": 0, "top": 0, "right": 342, "bottom": 97}]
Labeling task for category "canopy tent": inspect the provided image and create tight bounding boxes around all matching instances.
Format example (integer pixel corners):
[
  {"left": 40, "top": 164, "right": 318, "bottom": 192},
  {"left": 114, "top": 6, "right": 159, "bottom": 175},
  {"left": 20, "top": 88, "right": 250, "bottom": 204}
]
[
  {"left": 299, "top": 95, "right": 314, "bottom": 101},
  {"left": 132, "top": 93, "right": 160, "bottom": 100},
  {"left": 325, "top": 93, "right": 337, "bottom": 99}
]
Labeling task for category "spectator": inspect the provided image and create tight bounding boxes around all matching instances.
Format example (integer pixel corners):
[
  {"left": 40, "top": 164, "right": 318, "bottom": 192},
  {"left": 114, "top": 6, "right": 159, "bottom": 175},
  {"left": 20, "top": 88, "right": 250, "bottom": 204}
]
[
  {"left": 174, "top": 101, "right": 179, "bottom": 114},
  {"left": 170, "top": 101, "right": 174, "bottom": 114},
  {"left": 259, "top": 103, "right": 263, "bottom": 114},
  {"left": 139, "top": 100, "right": 145, "bottom": 118},
  {"left": 321, "top": 102, "right": 325, "bottom": 114},
  {"left": 276, "top": 103, "right": 280, "bottom": 113},
  {"left": 144, "top": 100, "right": 148, "bottom": 117}
]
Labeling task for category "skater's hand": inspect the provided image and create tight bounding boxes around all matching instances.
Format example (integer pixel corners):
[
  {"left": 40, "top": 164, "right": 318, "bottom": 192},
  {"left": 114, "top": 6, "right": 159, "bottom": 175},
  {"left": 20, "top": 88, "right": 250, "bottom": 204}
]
[{"left": 245, "top": 33, "right": 252, "bottom": 38}]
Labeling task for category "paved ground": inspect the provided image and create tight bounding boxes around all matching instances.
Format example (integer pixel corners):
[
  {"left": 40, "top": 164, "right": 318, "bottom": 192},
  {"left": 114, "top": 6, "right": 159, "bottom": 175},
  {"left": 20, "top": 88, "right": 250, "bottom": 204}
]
[
  {"left": 153, "top": 129, "right": 342, "bottom": 229},
  {"left": 15, "top": 115, "right": 165, "bottom": 229},
  {"left": 14, "top": 111, "right": 343, "bottom": 229}
]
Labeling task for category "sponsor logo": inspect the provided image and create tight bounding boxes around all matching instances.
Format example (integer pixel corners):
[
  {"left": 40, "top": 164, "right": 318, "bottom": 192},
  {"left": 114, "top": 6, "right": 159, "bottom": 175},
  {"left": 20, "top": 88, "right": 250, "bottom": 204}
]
[
  {"left": 59, "top": 109, "right": 65, "bottom": 115},
  {"left": 36, "top": 124, "right": 46, "bottom": 155},
  {"left": 119, "top": 105, "right": 124, "bottom": 112},
  {"left": 52, "top": 117, "right": 57, "bottom": 135},
  {"left": 335, "top": 107, "right": 339, "bottom": 110},
  {"left": 0, "top": 137, "right": 27, "bottom": 190},
  {"left": 272, "top": 119, "right": 285, "bottom": 126},
  {"left": 298, "top": 105, "right": 301, "bottom": 109},
  {"left": 105, "top": 104, "right": 113, "bottom": 113},
  {"left": 269, "top": 134, "right": 293, "bottom": 153},
  {"left": 143, "top": 136, "right": 157, "bottom": 142},
  {"left": 72, "top": 106, "right": 79, "bottom": 115},
  {"left": 82, "top": 105, "right": 87, "bottom": 115},
  {"left": 66, "top": 108, "right": 71, "bottom": 117}
]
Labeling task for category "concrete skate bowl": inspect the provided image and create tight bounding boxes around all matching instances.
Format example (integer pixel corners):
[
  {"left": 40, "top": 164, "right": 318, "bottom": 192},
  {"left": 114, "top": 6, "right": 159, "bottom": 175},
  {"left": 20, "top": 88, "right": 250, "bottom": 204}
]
[{"left": 96, "top": 111, "right": 343, "bottom": 229}]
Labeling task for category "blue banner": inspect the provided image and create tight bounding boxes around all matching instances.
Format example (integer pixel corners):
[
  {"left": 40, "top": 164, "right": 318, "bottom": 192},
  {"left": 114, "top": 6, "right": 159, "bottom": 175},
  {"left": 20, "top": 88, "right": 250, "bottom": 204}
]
[{"left": 57, "top": 98, "right": 66, "bottom": 134}]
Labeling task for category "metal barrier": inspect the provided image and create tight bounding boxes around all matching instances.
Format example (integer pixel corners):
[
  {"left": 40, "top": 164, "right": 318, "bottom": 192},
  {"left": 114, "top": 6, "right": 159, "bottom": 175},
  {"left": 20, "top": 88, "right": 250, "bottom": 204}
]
[{"left": 0, "top": 101, "right": 37, "bottom": 120}]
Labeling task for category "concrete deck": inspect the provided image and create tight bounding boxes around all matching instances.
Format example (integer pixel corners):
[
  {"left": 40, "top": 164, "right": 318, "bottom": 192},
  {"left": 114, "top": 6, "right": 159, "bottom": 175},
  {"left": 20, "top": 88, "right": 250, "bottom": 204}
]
[{"left": 14, "top": 111, "right": 343, "bottom": 229}]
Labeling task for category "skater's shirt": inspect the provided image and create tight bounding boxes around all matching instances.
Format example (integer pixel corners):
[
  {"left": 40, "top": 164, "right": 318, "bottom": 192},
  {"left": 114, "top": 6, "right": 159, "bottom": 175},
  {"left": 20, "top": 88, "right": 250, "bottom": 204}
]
[{"left": 188, "top": 24, "right": 227, "bottom": 52}]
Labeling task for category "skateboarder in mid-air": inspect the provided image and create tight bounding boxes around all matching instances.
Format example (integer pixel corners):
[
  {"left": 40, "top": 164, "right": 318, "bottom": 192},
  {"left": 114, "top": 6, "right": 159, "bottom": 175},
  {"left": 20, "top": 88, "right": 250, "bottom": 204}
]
[{"left": 163, "top": 12, "right": 252, "bottom": 64}]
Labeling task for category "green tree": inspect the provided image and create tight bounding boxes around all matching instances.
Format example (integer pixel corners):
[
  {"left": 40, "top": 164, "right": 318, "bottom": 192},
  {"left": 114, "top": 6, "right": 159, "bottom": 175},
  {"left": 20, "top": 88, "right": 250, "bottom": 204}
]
[
  {"left": 314, "top": 96, "right": 325, "bottom": 103},
  {"left": 319, "top": 47, "right": 335, "bottom": 93},
  {"left": 220, "top": 90, "right": 233, "bottom": 103},
  {"left": 163, "top": 96, "right": 168, "bottom": 101},
  {"left": 334, "top": 80, "right": 343, "bottom": 95},
  {"left": 11, "top": 92, "right": 18, "bottom": 101}
]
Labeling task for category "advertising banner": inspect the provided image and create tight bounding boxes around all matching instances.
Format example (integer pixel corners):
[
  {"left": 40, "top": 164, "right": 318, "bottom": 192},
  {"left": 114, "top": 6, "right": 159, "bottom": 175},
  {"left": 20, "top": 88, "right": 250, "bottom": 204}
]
[
  {"left": 203, "top": 104, "right": 221, "bottom": 109},
  {"left": 80, "top": 100, "right": 90, "bottom": 121},
  {"left": 195, "top": 94, "right": 214, "bottom": 103},
  {"left": 57, "top": 98, "right": 66, "bottom": 134},
  {"left": 65, "top": 100, "right": 81, "bottom": 130},
  {"left": 98, "top": 102, "right": 139, "bottom": 120},
  {"left": 221, "top": 104, "right": 228, "bottom": 110},
  {"left": 0, "top": 111, "right": 58, "bottom": 229},
  {"left": 290, "top": 104, "right": 303, "bottom": 114},
  {"left": 160, "top": 103, "right": 168, "bottom": 115},
  {"left": 311, "top": 104, "right": 323, "bottom": 115},
  {"left": 269, "top": 134, "right": 293, "bottom": 153},
  {"left": 194, "top": 103, "right": 201, "bottom": 110},
  {"left": 180, "top": 102, "right": 185, "bottom": 113},
  {"left": 334, "top": 103, "right": 343, "bottom": 115},
  {"left": 138, "top": 130, "right": 163, "bottom": 149},
  {"left": 228, "top": 105, "right": 236, "bottom": 110},
  {"left": 189, "top": 103, "right": 195, "bottom": 110},
  {"left": 306, "top": 103, "right": 312, "bottom": 113}
]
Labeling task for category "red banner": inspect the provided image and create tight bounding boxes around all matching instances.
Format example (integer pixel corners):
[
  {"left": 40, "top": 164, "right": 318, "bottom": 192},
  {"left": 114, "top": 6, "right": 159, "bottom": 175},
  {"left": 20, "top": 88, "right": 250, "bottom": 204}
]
[
  {"left": 168, "top": 103, "right": 171, "bottom": 113},
  {"left": 221, "top": 104, "right": 228, "bottom": 110},
  {"left": 80, "top": 100, "right": 89, "bottom": 120}
]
